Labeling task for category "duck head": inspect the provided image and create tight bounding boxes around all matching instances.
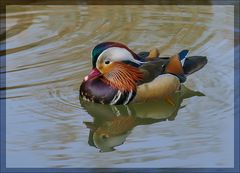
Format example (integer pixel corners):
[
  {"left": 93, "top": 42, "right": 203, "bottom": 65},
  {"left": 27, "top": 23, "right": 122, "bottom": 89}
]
[{"left": 84, "top": 42, "right": 144, "bottom": 92}]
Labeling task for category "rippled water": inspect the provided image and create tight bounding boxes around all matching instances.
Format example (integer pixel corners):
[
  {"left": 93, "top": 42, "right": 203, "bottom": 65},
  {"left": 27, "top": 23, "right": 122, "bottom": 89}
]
[{"left": 4, "top": 5, "right": 234, "bottom": 167}]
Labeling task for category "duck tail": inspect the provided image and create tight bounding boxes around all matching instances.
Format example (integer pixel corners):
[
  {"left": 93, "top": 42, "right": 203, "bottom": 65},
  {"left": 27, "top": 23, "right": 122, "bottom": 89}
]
[{"left": 183, "top": 56, "right": 208, "bottom": 75}]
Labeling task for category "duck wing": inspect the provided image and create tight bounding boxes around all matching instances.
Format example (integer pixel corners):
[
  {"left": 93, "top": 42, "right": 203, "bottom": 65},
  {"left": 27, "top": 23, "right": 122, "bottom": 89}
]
[
  {"left": 137, "top": 50, "right": 207, "bottom": 84},
  {"left": 138, "top": 58, "right": 169, "bottom": 84},
  {"left": 138, "top": 56, "right": 187, "bottom": 84}
]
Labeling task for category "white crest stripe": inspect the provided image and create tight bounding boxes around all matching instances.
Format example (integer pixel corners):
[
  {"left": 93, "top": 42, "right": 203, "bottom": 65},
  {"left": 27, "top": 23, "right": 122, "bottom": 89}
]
[{"left": 96, "top": 47, "right": 145, "bottom": 67}]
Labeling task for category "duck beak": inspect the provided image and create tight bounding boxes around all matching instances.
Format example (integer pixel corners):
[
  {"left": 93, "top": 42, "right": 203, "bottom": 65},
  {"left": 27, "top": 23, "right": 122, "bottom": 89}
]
[{"left": 84, "top": 68, "right": 102, "bottom": 81}]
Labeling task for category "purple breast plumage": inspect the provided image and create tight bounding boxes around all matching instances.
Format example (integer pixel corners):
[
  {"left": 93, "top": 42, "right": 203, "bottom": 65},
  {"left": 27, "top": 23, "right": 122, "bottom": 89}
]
[{"left": 80, "top": 77, "right": 136, "bottom": 105}]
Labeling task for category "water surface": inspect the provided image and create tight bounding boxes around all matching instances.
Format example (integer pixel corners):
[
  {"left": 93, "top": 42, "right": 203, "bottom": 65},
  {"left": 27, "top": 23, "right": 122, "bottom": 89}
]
[{"left": 4, "top": 5, "right": 234, "bottom": 168}]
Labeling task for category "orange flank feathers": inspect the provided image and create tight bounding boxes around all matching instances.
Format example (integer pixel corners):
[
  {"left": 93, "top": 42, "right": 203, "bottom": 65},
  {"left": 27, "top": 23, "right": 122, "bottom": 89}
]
[{"left": 165, "top": 55, "right": 184, "bottom": 76}]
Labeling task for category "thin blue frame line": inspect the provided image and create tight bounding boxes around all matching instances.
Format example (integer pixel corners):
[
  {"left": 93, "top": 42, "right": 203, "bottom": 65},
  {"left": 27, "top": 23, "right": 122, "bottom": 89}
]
[
  {"left": 233, "top": 4, "right": 240, "bottom": 173},
  {"left": 0, "top": 168, "right": 237, "bottom": 173},
  {"left": 1, "top": 1, "right": 239, "bottom": 173},
  {"left": 0, "top": 2, "right": 7, "bottom": 173}
]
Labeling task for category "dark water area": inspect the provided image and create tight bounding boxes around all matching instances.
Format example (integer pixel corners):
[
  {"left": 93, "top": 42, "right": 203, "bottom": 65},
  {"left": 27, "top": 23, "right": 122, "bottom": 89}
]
[{"left": 4, "top": 5, "right": 234, "bottom": 167}]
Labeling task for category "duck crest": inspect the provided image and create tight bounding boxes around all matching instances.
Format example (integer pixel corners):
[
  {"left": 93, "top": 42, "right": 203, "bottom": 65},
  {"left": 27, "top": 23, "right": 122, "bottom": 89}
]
[{"left": 92, "top": 42, "right": 141, "bottom": 68}]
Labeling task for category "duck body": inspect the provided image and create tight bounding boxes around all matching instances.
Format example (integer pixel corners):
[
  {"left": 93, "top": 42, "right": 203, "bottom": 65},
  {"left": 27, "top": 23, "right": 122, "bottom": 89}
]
[{"left": 80, "top": 42, "right": 207, "bottom": 105}]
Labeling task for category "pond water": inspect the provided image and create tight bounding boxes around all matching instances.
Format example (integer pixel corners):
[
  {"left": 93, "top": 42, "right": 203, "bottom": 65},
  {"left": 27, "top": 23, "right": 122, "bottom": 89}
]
[{"left": 4, "top": 5, "right": 234, "bottom": 168}]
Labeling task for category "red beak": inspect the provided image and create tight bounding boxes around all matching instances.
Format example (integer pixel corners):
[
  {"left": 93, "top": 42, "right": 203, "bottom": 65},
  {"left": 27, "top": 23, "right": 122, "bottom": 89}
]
[{"left": 84, "top": 68, "right": 102, "bottom": 81}]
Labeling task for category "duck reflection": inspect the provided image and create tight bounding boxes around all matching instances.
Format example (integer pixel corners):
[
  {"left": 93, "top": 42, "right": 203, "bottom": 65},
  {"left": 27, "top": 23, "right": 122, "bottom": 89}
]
[{"left": 80, "top": 85, "right": 204, "bottom": 152}]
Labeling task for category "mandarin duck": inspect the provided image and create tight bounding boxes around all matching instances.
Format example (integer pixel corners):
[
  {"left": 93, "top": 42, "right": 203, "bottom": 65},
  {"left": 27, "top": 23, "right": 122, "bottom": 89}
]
[{"left": 80, "top": 42, "right": 207, "bottom": 105}]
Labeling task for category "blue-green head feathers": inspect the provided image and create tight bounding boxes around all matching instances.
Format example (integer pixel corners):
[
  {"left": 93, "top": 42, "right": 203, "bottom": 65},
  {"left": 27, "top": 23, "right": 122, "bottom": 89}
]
[
  {"left": 91, "top": 42, "right": 142, "bottom": 68},
  {"left": 92, "top": 42, "right": 116, "bottom": 68}
]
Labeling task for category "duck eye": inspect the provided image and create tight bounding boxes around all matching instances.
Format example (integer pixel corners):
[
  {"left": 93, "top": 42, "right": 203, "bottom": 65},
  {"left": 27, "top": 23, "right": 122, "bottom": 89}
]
[{"left": 104, "top": 60, "right": 110, "bottom": 65}]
